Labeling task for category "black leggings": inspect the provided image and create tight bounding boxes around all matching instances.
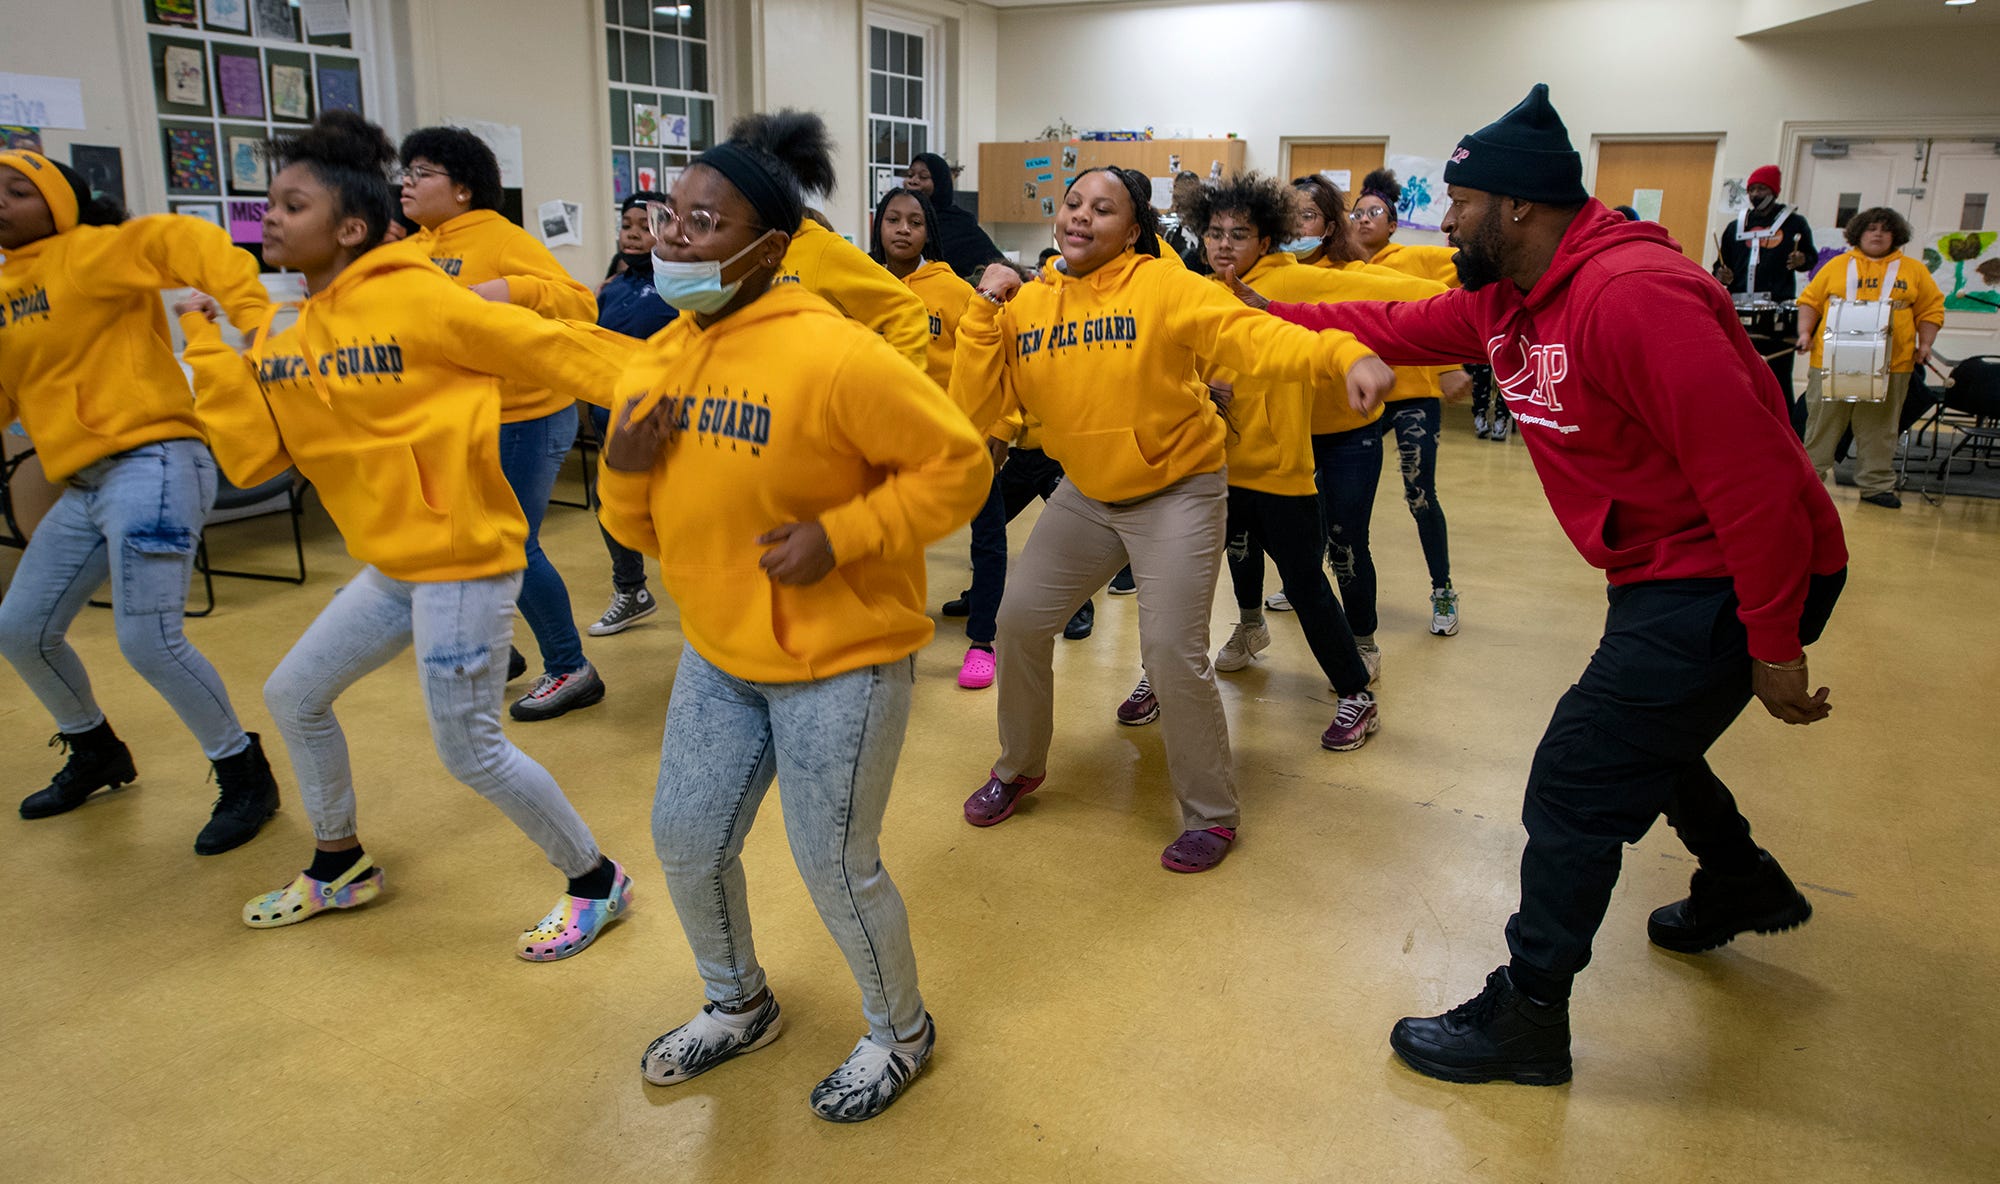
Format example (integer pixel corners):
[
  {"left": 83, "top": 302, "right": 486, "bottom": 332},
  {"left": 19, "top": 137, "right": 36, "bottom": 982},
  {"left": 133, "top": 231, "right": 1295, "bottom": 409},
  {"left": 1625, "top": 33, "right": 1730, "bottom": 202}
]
[{"left": 1223, "top": 486, "right": 1371, "bottom": 695}]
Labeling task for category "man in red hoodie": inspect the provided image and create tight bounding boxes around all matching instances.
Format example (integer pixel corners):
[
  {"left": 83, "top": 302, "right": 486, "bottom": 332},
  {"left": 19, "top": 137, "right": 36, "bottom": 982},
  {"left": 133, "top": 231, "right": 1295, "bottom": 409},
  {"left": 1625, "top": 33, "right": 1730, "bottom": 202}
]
[{"left": 1238, "top": 85, "right": 1848, "bottom": 1086}]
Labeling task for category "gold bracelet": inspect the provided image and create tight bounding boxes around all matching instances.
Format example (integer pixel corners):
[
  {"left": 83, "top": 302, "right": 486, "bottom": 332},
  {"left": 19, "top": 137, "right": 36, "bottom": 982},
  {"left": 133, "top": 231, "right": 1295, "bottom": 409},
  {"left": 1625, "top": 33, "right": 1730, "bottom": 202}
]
[{"left": 1755, "top": 656, "right": 1807, "bottom": 672}]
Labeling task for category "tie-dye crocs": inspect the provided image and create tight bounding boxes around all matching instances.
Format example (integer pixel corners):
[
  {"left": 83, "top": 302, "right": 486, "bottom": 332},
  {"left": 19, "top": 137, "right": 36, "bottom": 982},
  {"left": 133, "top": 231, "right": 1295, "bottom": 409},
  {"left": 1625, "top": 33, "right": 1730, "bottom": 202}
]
[
  {"left": 518, "top": 861, "right": 633, "bottom": 962},
  {"left": 242, "top": 856, "right": 383, "bottom": 928}
]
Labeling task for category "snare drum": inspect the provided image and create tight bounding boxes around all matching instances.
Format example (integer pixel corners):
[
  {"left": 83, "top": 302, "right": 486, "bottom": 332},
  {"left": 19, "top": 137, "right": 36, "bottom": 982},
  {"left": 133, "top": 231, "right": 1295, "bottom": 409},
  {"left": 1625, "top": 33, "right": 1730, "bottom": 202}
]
[{"left": 1732, "top": 295, "right": 1797, "bottom": 343}]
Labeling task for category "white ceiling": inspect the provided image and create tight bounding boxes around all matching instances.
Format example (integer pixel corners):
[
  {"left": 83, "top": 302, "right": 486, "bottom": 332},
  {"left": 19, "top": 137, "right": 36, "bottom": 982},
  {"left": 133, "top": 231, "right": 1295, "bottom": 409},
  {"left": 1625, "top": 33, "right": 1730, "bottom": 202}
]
[{"left": 1754, "top": 0, "right": 2000, "bottom": 33}]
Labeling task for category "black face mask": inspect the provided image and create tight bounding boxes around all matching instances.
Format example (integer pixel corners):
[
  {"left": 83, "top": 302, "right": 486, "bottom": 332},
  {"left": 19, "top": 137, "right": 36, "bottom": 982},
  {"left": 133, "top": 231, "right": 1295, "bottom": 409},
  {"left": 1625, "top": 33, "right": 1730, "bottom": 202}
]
[{"left": 616, "top": 250, "right": 654, "bottom": 276}]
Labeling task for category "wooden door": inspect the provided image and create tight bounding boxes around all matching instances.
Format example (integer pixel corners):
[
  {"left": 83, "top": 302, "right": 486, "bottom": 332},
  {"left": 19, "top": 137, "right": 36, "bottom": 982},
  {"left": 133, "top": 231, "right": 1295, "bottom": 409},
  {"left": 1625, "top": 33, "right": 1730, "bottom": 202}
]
[
  {"left": 1285, "top": 141, "right": 1386, "bottom": 190},
  {"left": 1592, "top": 139, "right": 1717, "bottom": 260}
]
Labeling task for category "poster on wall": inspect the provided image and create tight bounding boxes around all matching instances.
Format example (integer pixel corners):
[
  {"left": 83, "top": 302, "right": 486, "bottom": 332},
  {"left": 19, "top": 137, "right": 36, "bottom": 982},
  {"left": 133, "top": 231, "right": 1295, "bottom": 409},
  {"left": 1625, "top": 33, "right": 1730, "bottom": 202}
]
[
  {"left": 228, "top": 135, "right": 268, "bottom": 191},
  {"left": 217, "top": 54, "right": 265, "bottom": 118},
  {"left": 662, "top": 112, "right": 690, "bottom": 149},
  {"left": 154, "top": 0, "right": 198, "bottom": 26},
  {"left": 1719, "top": 177, "right": 1750, "bottom": 214},
  {"left": 253, "top": 0, "right": 297, "bottom": 41},
  {"left": 0, "top": 72, "right": 87, "bottom": 130},
  {"left": 612, "top": 152, "right": 633, "bottom": 203},
  {"left": 1926, "top": 230, "right": 2000, "bottom": 313},
  {"left": 454, "top": 118, "right": 523, "bottom": 187},
  {"left": 69, "top": 144, "right": 125, "bottom": 208},
  {"left": 164, "top": 125, "right": 220, "bottom": 194},
  {"left": 632, "top": 104, "right": 661, "bottom": 148},
  {"left": 204, "top": 0, "right": 249, "bottom": 32},
  {"left": 164, "top": 46, "right": 207, "bottom": 107},
  {"left": 270, "top": 65, "right": 309, "bottom": 119},
  {"left": 0, "top": 125, "right": 44, "bottom": 152},
  {"left": 1383, "top": 154, "right": 1451, "bottom": 232},
  {"left": 316, "top": 62, "right": 361, "bottom": 114},
  {"left": 538, "top": 200, "right": 583, "bottom": 249},
  {"left": 175, "top": 202, "right": 223, "bottom": 227},
  {"left": 227, "top": 199, "right": 267, "bottom": 244},
  {"left": 301, "top": 0, "right": 352, "bottom": 38}
]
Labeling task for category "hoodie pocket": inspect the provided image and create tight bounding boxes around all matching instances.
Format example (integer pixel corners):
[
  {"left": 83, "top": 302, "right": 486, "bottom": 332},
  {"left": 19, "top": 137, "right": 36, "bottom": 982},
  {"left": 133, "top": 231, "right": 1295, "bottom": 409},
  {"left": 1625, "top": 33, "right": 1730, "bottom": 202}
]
[
  {"left": 336, "top": 447, "right": 453, "bottom": 565},
  {"left": 1549, "top": 490, "right": 1655, "bottom": 572}
]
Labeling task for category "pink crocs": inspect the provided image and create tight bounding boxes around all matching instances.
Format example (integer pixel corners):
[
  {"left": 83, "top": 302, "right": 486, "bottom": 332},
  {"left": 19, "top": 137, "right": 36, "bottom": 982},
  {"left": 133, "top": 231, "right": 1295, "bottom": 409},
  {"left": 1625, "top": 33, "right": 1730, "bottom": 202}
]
[{"left": 957, "top": 647, "right": 996, "bottom": 690}]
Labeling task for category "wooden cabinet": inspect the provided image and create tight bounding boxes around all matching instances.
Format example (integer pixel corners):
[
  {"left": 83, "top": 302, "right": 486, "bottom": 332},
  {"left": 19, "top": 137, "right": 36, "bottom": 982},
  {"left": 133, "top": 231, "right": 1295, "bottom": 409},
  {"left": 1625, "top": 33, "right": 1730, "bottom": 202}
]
[{"left": 976, "top": 139, "right": 1247, "bottom": 223}]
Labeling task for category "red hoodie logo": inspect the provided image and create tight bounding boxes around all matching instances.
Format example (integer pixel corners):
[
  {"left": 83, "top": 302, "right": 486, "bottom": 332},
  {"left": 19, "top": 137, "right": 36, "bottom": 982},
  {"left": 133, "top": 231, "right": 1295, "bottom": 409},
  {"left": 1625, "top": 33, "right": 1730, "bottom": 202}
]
[{"left": 1488, "top": 334, "right": 1568, "bottom": 414}]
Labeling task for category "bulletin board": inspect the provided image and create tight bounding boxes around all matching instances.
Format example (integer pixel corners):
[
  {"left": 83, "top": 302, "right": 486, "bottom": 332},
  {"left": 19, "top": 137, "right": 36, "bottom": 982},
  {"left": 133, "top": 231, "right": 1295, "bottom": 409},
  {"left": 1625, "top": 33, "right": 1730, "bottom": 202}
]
[{"left": 976, "top": 139, "right": 1248, "bottom": 223}]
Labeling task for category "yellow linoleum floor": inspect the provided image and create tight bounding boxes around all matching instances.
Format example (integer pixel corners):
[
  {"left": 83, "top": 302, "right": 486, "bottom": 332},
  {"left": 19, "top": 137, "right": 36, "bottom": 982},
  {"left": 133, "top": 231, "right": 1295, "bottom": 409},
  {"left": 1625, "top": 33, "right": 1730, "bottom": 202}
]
[{"left": 2, "top": 417, "right": 1995, "bottom": 1184}]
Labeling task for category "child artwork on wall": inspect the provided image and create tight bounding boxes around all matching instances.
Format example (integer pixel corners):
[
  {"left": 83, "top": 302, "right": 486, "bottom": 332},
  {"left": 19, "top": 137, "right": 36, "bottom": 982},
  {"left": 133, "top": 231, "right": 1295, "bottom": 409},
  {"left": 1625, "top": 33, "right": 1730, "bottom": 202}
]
[
  {"left": 165, "top": 126, "right": 220, "bottom": 194},
  {"left": 270, "top": 65, "right": 309, "bottom": 119},
  {"left": 1383, "top": 153, "right": 1452, "bottom": 232},
  {"left": 636, "top": 165, "right": 658, "bottom": 192},
  {"left": 662, "top": 112, "right": 690, "bottom": 149},
  {"left": 218, "top": 54, "right": 265, "bottom": 118},
  {"left": 1926, "top": 231, "right": 2000, "bottom": 314},
  {"left": 227, "top": 199, "right": 267, "bottom": 244},
  {"left": 175, "top": 202, "right": 223, "bottom": 227},
  {"left": 253, "top": 0, "right": 297, "bottom": 41},
  {"left": 316, "top": 62, "right": 361, "bottom": 114},
  {"left": 69, "top": 144, "right": 125, "bottom": 209},
  {"left": 0, "top": 126, "right": 44, "bottom": 152},
  {"left": 612, "top": 153, "right": 633, "bottom": 203},
  {"left": 205, "top": 0, "right": 249, "bottom": 32},
  {"left": 632, "top": 104, "right": 661, "bottom": 148},
  {"left": 164, "top": 46, "right": 207, "bottom": 107},
  {"left": 155, "top": 0, "right": 198, "bottom": 26},
  {"left": 229, "top": 136, "right": 268, "bottom": 191}
]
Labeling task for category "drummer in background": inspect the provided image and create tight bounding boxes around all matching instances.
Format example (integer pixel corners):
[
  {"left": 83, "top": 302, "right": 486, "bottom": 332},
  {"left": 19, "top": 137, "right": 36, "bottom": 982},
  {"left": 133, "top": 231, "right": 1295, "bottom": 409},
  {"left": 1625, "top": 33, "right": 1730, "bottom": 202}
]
[{"left": 1714, "top": 166, "right": 1818, "bottom": 436}]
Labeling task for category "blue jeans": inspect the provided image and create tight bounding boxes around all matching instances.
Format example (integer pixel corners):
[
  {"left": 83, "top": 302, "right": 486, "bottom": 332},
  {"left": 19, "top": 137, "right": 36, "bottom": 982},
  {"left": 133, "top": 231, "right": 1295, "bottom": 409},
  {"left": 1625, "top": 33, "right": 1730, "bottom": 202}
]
[
  {"left": 586, "top": 404, "right": 648, "bottom": 593},
  {"left": 1312, "top": 425, "right": 1386, "bottom": 639},
  {"left": 262, "top": 566, "right": 602, "bottom": 876},
  {"left": 652, "top": 643, "right": 924, "bottom": 1044},
  {"left": 497, "top": 408, "right": 586, "bottom": 676},
  {"left": 0, "top": 440, "right": 250, "bottom": 759},
  {"left": 1382, "top": 398, "right": 1452, "bottom": 590}
]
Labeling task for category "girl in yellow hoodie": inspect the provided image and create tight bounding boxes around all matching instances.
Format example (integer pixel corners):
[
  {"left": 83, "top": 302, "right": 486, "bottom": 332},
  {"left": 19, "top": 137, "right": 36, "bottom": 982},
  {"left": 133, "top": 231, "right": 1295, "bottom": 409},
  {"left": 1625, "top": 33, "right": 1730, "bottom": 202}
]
[
  {"left": 952, "top": 166, "right": 1394, "bottom": 874},
  {"left": 176, "top": 112, "right": 636, "bottom": 961},
  {"left": 596, "top": 119, "right": 988, "bottom": 1122},
  {"left": 399, "top": 125, "right": 606, "bottom": 722},
  {"left": 0, "top": 149, "right": 282, "bottom": 855}
]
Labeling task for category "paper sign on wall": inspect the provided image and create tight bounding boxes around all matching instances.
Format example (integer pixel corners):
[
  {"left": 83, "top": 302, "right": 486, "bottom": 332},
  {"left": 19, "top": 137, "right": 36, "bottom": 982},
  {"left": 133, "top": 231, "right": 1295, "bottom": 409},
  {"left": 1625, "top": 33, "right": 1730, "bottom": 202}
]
[
  {"left": 538, "top": 199, "right": 582, "bottom": 249},
  {"left": 1320, "top": 169, "right": 1351, "bottom": 193},
  {"left": 1384, "top": 153, "right": 1451, "bottom": 232},
  {"left": 1150, "top": 177, "right": 1174, "bottom": 210},
  {"left": 1631, "top": 188, "right": 1664, "bottom": 223},
  {"left": 455, "top": 118, "right": 524, "bottom": 188},
  {"left": 300, "top": 0, "right": 352, "bottom": 38},
  {"left": 0, "top": 72, "right": 86, "bottom": 130}
]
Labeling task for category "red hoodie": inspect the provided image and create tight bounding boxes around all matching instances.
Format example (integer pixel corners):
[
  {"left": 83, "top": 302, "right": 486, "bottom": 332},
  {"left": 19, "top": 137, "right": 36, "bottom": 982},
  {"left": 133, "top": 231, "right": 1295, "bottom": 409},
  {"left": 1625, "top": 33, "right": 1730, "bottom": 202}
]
[{"left": 1268, "top": 200, "right": 1846, "bottom": 663}]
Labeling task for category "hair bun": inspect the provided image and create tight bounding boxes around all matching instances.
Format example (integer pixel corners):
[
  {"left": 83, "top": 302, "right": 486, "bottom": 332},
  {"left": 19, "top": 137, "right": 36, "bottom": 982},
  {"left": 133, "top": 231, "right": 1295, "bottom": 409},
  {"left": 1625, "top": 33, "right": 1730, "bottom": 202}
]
[
  {"left": 1360, "top": 168, "right": 1401, "bottom": 205},
  {"left": 726, "top": 108, "right": 837, "bottom": 196},
  {"left": 275, "top": 109, "right": 395, "bottom": 176}
]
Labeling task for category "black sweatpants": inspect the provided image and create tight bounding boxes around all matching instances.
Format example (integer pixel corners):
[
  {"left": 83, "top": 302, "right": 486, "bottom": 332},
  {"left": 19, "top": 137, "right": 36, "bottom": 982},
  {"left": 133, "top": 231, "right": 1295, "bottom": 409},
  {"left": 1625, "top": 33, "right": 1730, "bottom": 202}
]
[
  {"left": 1224, "top": 486, "right": 1372, "bottom": 696},
  {"left": 1506, "top": 570, "right": 1845, "bottom": 1002}
]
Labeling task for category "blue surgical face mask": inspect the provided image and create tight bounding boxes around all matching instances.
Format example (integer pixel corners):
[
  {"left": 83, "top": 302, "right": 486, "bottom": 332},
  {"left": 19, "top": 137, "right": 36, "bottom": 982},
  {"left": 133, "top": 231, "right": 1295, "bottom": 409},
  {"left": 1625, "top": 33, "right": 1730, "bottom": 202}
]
[
  {"left": 651, "top": 230, "right": 775, "bottom": 314},
  {"left": 1279, "top": 236, "right": 1322, "bottom": 255}
]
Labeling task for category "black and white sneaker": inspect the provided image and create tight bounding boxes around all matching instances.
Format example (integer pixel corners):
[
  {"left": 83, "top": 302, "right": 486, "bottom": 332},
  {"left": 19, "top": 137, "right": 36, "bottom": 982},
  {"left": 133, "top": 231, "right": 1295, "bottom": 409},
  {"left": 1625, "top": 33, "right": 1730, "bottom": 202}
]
[
  {"left": 510, "top": 663, "right": 607, "bottom": 721},
  {"left": 808, "top": 1013, "right": 936, "bottom": 1123},
  {"left": 589, "top": 587, "right": 658, "bottom": 636},
  {"left": 641, "top": 996, "right": 783, "bottom": 1086}
]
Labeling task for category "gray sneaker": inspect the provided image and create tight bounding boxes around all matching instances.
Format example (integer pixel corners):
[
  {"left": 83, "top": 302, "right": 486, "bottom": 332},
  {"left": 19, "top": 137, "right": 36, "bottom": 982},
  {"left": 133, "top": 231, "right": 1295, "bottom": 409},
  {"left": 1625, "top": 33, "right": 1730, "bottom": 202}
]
[
  {"left": 589, "top": 587, "right": 657, "bottom": 636},
  {"left": 510, "top": 663, "right": 606, "bottom": 721},
  {"left": 809, "top": 1014, "right": 936, "bottom": 1123}
]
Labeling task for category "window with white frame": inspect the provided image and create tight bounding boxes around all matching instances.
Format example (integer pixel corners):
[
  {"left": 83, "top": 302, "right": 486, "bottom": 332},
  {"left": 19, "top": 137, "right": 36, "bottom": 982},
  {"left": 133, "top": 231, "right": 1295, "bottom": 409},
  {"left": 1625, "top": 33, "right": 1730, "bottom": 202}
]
[
  {"left": 140, "top": 0, "right": 365, "bottom": 268},
  {"left": 866, "top": 12, "right": 938, "bottom": 209},
  {"left": 604, "top": 0, "right": 718, "bottom": 207}
]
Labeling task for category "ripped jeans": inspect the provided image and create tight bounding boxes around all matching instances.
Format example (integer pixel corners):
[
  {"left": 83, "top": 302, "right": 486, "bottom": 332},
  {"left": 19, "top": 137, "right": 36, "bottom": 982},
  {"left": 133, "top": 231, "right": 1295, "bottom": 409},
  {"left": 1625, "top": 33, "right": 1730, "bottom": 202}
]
[
  {"left": 262, "top": 566, "right": 602, "bottom": 876},
  {"left": 1311, "top": 425, "right": 1386, "bottom": 639},
  {"left": 0, "top": 439, "right": 251, "bottom": 759},
  {"left": 1381, "top": 398, "right": 1453, "bottom": 592}
]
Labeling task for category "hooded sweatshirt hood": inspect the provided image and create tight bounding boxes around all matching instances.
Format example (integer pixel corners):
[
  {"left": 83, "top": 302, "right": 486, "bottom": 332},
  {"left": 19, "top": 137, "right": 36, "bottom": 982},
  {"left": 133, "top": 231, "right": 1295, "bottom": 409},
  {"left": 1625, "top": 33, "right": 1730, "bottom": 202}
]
[
  {"left": 907, "top": 152, "right": 1004, "bottom": 276},
  {"left": 911, "top": 152, "right": 957, "bottom": 209}
]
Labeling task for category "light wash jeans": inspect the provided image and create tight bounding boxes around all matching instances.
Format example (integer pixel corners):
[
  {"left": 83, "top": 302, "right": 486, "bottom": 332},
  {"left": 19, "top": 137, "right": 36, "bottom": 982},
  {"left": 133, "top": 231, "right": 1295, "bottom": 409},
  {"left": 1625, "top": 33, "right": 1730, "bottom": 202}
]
[
  {"left": 262, "top": 565, "right": 601, "bottom": 876},
  {"left": 653, "top": 643, "right": 924, "bottom": 1044},
  {"left": 0, "top": 439, "right": 250, "bottom": 760}
]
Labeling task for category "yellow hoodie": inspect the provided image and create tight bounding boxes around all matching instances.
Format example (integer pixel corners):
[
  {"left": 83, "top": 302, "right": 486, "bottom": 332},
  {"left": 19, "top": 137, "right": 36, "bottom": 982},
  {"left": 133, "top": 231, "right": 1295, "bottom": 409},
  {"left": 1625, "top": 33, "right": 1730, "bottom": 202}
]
[
  {"left": 1207, "top": 253, "right": 1412, "bottom": 494},
  {"left": 409, "top": 209, "right": 598, "bottom": 423},
  {"left": 1369, "top": 242, "right": 1462, "bottom": 288},
  {"left": 775, "top": 219, "right": 929, "bottom": 369},
  {"left": 1796, "top": 247, "right": 1946, "bottom": 373},
  {"left": 900, "top": 259, "right": 977, "bottom": 391},
  {"left": 597, "top": 284, "right": 989, "bottom": 683},
  {"left": 182, "top": 243, "right": 632, "bottom": 582},
  {"left": 951, "top": 250, "right": 1377, "bottom": 504},
  {"left": 0, "top": 215, "right": 269, "bottom": 481}
]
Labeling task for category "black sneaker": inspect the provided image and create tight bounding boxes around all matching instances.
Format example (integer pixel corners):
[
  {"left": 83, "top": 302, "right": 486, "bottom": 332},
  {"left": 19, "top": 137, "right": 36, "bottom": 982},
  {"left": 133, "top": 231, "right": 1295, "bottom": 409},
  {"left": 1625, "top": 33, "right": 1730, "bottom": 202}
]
[
  {"left": 1109, "top": 566, "right": 1137, "bottom": 595},
  {"left": 1860, "top": 491, "right": 1902, "bottom": 509},
  {"left": 1647, "top": 849, "right": 1812, "bottom": 954},
  {"left": 20, "top": 722, "right": 137, "bottom": 820},
  {"left": 510, "top": 663, "right": 607, "bottom": 721},
  {"left": 1063, "top": 599, "right": 1094, "bottom": 640},
  {"left": 507, "top": 646, "right": 528, "bottom": 682},
  {"left": 195, "top": 732, "right": 281, "bottom": 855},
  {"left": 1389, "top": 967, "right": 1572, "bottom": 1086},
  {"left": 941, "top": 590, "right": 971, "bottom": 618},
  {"left": 588, "top": 587, "right": 658, "bottom": 636}
]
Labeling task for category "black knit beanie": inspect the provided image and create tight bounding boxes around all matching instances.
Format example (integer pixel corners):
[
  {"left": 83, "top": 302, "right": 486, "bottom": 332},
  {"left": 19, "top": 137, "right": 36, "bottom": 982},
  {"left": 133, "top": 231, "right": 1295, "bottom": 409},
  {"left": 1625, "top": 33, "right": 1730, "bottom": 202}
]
[{"left": 1442, "top": 84, "right": 1587, "bottom": 205}]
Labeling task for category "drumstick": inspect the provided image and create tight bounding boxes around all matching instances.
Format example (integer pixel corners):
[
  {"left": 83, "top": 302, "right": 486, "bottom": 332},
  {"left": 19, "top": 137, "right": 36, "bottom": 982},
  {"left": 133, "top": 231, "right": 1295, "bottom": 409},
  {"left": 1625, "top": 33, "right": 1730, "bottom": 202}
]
[
  {"left": 1761, "top": 346, "right": 1799, "bottom": 361},
  {"left": 1924, "top": 359, "right": 1956, "bottom": 388}
]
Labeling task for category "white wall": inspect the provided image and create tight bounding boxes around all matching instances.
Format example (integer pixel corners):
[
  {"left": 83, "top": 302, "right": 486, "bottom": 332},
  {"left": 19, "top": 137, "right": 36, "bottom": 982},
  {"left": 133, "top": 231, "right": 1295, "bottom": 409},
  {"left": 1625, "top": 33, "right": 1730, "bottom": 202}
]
[{"left": 987, "top": 0, "right": 2000, "bottom": 257}]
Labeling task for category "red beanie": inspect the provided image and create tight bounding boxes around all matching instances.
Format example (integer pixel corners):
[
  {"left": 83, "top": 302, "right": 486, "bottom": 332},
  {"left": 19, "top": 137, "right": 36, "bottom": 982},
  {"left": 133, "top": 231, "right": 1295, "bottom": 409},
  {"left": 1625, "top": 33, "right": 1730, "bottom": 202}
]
[{"left": 1748, "top": 165, "right": 1781, "bottom": 194}]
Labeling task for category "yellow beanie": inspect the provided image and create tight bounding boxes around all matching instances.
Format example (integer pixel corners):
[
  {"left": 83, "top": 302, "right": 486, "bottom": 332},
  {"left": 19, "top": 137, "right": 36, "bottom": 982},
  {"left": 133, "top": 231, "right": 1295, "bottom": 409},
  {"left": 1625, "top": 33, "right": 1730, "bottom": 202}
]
[{"left": 0, "top": 150, "right": 82, "bottom": 233}]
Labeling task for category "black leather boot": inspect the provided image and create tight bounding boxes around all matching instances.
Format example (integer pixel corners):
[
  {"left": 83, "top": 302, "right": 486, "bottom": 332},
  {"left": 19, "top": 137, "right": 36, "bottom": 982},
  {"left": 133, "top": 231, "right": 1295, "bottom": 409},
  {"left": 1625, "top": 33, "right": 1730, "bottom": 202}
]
[
  {"left": 1389, "top": 967, "right": 1572, "bottom": 1085},
  {"left": 1648, "top": 850, "right": 1812, "bottom": 954},
  {"left": 20, "top": 721, "right": 138, "bottom": 819},
  {"left": 194, "top": 733, "right": 281, "bottom": 855}
]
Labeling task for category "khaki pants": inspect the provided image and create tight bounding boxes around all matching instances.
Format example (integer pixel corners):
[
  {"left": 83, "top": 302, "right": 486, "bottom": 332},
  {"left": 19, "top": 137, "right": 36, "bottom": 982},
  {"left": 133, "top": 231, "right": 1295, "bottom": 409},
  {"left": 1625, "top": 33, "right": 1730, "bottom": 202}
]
[
  {"left": 1802, "top": 369, "right": 1912, "bottom": 495},
  {"left": 993, "top": 470, "right": 1236, "bottom": 830}
]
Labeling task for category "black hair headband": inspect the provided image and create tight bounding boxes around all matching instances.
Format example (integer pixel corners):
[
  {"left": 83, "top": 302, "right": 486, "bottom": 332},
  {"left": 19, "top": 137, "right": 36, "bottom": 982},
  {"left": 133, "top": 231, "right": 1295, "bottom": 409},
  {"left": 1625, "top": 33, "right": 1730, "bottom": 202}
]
[{"left": 695, "top": 142, "right": 796, "bottom": 233}]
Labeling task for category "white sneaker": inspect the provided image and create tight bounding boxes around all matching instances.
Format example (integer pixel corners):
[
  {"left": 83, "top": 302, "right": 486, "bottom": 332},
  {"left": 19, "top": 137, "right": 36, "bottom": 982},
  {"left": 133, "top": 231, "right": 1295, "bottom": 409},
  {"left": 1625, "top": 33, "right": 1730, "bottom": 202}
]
[
  {"left": 1358, "top": 642, "right": 1383, "bottom": 687},
  {"left": 808, "top": 1014, "right": 936, "bottom": 1123},
  {"left": 641, "top": 995, "right": 783, "bottom": 1086},
  {"left": 1430, "top": 587, "right": 1460, "bottom": 637},
  {"left": 1264, "top": 591, "right": 1293, "bottom": 612},
  {"left": 1214, "top": 621, "right": 1271, "bottom": 672}
]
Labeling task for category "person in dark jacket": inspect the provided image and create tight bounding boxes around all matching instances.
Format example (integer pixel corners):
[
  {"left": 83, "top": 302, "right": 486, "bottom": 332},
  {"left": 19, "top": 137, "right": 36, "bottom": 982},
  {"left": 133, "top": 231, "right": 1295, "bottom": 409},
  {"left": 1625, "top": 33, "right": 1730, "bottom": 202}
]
[
  {"left": 903, "top": 152, "right": 1003, "bottom": 277},
  {"left": 1715, "top": 165, "right": 1818, "bottom": 435},
  {"left": 1240, "top": 85, "right": 1847, "bottom": 1088},
  {"left": 584, "top": 190, "right": 676, "bottom": 638}
]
